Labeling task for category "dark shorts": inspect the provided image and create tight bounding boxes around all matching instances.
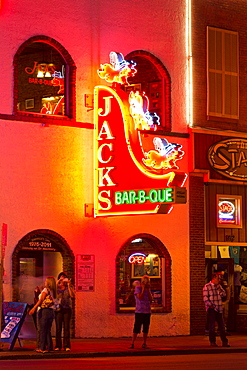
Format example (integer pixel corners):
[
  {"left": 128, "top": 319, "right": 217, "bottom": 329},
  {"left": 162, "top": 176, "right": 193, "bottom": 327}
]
[{"left": 133, "top": 313, "right": 151, "bottom": 334}]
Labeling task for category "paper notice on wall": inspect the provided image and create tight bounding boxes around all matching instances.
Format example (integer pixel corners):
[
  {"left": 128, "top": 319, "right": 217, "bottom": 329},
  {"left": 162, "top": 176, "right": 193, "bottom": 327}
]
[
  {"left": 76, "top": 255, "right": 95, "bottom": 292},
  {"left": 218, "top": 246, "right": 230, "bottom": 258}
]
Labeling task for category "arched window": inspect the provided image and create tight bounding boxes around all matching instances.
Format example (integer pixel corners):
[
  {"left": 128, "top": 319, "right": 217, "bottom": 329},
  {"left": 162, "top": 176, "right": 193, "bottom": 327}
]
[
  {"left": 125, "top": 50, "right": 171, "bottom": 131},
  {"left": 116, "top": 234, "right": 171, "bottom": 313},
  {"left": 13, "top": 36, "right": 76, "bottom": 120}
]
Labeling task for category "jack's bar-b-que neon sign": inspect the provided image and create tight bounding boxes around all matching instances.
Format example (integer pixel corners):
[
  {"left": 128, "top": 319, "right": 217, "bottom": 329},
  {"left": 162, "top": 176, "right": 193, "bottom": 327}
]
[{"left": 94, "top": 52, "right": 187, "bottom": 217}]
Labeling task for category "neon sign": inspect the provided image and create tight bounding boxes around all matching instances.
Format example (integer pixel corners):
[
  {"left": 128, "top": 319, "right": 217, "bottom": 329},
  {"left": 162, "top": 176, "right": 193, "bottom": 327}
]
[
  {"left": 208, "top": 138, "right": 247, "bottom": 181},
  {"left": 128, "top": 253, "right": 146, "bottom": 264},
  {"left": 94, "top": 52, "right": 187, "bottom": 217},
  {"left": 217, "top": 195, "right": 242, "bottom": 228},
  {"left": 115, "top": 188, "right": 173, "bottom": 205},
  {"left": 25, "top": 61, "right": 56, "bottom": 77},
  {"left": 218, "top": 200, "right": 235, "bottom": 223},
  {"left": 98, "top": 52, "right": 137, "bottom": 85}
]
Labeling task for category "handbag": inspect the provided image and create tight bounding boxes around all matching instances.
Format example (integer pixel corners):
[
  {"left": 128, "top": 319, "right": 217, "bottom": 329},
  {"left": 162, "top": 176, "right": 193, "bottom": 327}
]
[{"left": 41, "top": 293, "right": 54, "bottom": 308}]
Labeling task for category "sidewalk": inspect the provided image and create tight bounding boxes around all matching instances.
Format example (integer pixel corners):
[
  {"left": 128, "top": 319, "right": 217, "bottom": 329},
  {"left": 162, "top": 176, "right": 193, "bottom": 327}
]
[{"left": 1, "top": 334, "right": 247, "bottom": 360}]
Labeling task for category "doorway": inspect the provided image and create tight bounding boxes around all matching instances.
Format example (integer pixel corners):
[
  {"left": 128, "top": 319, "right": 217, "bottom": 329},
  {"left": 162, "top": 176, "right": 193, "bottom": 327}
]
[
  {"left": 12, "top": 229, "right": 75, "bottom": 338},
  {"left": 205, "top": 258, "right": 235, "bottom": 331}
]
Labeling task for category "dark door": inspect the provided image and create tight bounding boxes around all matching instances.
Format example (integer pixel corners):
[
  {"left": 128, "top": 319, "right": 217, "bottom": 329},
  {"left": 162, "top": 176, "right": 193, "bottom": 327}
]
[{"left": 205, "top": 258, "right": 235, "bottom": 331}]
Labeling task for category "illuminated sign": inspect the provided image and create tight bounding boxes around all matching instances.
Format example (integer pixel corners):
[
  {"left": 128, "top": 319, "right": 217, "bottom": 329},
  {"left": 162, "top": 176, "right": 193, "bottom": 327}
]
[
  {"left": 94, "top": 52, "right": 187, "bottom": 217},
  {"left": 128, "top": 253, "right": 146, "bottom": 264},
  {"left": 218, "top": 200, "right": 235, "bottom": 224},
  {"left": 115, "top": 187, "right": 186, "bottom": 205},
  {"left": 208, "top": 138, "right": 247, "bottom": 181},
  {"left": 217, "top": 195, "right": 242, "bottom": 228}
]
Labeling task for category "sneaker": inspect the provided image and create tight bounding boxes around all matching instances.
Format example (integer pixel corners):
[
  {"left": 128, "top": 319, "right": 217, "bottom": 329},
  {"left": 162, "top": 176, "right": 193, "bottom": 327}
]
[
  {"left": 210, "top": 343, "right": 218, "bottom": 347},
  {"left": 54, "top": 348, "right": 60, "bottom": 351},
  {"left": 222, "top": 343, "right": 230, "bottom": 347},
  {"left": 65, "top": 348, "right": 71, "bottom": 351}
]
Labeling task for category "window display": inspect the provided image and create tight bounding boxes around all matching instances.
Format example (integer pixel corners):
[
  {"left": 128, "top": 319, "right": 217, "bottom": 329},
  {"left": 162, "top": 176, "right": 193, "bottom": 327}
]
[
  {"left": 116, "top": 236, "right": 171, "bottom": 313},
  {"left": 17, "top": 42, "right": 66, "bottom": 116}
]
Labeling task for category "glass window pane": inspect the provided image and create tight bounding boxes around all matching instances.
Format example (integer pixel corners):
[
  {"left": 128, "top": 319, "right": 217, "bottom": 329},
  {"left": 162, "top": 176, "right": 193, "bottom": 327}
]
[
  {"left": 225, "top": 75, "right": 238, "bottom": 116},
  {"left": 225, "top": 33, "right": 238, "bottom": 73},
  {"left": 208, "top": 72, "right": 216, "bottom": 112},
  {"left": 215, "top": 30, "right": 222, "bottom": 71},
  {"left": 17, "top": 42, "right": 65, "bottom": 115},
  {"left": 117, "top": 238, "right": 164, "bottom": 311},
  {"left": 208, "top": 28, "right": 216, "bottom": 69},
  {"left": 215, "top": 73, "right": 222, "bottom": 114}
]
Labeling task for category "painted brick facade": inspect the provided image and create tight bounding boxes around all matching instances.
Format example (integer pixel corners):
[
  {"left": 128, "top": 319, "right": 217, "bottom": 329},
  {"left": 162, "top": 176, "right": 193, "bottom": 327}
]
[{"left": 189, "top": 174, "right": 206, "bottom": 334}]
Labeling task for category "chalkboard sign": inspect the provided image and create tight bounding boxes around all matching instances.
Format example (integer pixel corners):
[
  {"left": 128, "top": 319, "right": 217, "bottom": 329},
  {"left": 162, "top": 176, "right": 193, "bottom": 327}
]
[{"left": 1, "top": 302, "right": 28, "bottom": 350}]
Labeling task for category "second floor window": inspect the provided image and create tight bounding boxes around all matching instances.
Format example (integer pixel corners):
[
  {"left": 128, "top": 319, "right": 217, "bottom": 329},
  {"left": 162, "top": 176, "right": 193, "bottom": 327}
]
[
  {"left": 14, "top": 37, "right": 76, "bottom": 119},
  {"left": 207, "top": 27, "right": 239, "bottom": 119}
]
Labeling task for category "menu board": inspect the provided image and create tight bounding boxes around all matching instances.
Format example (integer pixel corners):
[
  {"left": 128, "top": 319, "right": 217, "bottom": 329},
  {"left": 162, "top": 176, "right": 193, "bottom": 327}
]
[{"left": 1, "top": 302, "right": 28, "bottom": 350}]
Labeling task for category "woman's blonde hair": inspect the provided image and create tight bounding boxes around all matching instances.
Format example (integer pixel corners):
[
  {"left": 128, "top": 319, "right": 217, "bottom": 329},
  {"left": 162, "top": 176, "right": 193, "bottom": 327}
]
[{"left": 46, "top": 276, "right": 57, "bottom": 298}]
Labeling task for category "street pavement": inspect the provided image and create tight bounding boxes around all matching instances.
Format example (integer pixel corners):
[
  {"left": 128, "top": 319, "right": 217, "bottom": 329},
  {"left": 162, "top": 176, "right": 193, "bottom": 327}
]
[{"left": 1, "top": 333, "right": 247, "bottom": 360}]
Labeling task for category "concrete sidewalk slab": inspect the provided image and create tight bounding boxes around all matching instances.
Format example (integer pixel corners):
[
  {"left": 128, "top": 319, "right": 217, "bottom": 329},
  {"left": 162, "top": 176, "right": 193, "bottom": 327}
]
[{"left": 0, "top": 334, "right": 247, "bottom": 360}]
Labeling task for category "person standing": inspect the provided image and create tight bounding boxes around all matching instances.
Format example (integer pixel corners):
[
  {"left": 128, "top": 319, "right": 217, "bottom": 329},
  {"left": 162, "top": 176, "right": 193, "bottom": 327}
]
[
  {"left": 55, "top": 272, "right": 75, "bottom": 352},
  {"left": 203, "top": 273, "right": 230, "bottom": 347},
  {"left": 129, "top": 275, "right": 153, "bottom": 349},
  {"left": 29, "top": 276, "right": 56, "bottom": 353}
]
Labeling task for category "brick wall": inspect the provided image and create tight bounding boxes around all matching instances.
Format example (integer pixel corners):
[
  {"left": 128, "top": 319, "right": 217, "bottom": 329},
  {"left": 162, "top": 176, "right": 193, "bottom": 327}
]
[
  {"left": 189, "top": 174, "right": 207, "bottom": 334},
  {"left": 192, "top": 0, "right": 247, "bottom": 132}
]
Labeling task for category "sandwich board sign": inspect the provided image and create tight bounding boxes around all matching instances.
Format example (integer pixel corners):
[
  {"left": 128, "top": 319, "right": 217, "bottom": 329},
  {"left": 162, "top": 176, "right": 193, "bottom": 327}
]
[{"left": 1, "top": 302, "right": 28, "bottom": 350}]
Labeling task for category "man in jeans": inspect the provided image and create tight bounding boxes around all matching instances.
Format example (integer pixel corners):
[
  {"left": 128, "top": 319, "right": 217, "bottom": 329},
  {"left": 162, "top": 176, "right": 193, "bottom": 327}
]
[{"left": 203, "top": 273, "right": 230, "bottom": 347}]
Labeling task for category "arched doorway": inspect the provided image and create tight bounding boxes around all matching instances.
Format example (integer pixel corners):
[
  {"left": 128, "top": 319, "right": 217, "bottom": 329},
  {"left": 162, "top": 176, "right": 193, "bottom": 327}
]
[
  {"left": 12, "top": 229, "right": 75, "bottom": 336},
  {"left": 12, "top": 229, "right": 75, "bottom": 302},
  {"left": 116, "top": 233, "right": 171, "bottom": 313}
]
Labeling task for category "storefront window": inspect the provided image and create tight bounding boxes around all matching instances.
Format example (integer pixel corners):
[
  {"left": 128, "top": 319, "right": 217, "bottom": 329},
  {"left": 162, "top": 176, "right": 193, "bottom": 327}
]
[
  {"left": 116, "top": 234, "right": 171, "bottom": 313},
  {"left": 14, "top": 37, "right": 76, "bottom": 119},
  {"left": 16, "top": 42, "right": 65, "bottom": 115}
]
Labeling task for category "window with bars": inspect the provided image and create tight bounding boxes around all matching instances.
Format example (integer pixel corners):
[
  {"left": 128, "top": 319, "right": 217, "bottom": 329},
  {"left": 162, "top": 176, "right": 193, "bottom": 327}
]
[{"left": 207, "top": 27, "right": 239, "bottom": 119}]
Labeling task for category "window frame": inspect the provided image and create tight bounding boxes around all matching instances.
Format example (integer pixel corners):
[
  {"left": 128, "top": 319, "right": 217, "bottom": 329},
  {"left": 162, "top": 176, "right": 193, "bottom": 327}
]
[
  {"left": 116, "top": 233, "right": 172, "bottom": 314},
  {"left": 125, "top": 50, "right": 172, "bottom": 132},
  {"left": 13, "top": 36, "right": 76, "bottom": 124},
  {"left": 207, "top": 27, "right": 239, "bottom": 120}
]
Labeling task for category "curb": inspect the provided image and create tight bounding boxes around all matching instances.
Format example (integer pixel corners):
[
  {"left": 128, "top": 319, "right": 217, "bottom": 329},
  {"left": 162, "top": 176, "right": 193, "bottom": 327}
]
[{"left": 1, "top": 347, "right": 247, "bottom": 360}]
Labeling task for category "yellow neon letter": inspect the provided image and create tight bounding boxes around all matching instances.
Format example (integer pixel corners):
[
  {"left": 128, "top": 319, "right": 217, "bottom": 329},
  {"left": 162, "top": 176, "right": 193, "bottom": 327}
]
[
  {"left": 98, "top": 143, "right": 113, "bottom": 164},
  {"left": 98, "top": 96, "right": 113, "bottom": 116},
  {"left": 98, "top": 167, "right": 116, "bottom": 187},
  {"left": 98, "top": 190, "right": 112, "bottom": 210},
  {"left": 98, "top": 121, "right": 115, "bottom": 140}
]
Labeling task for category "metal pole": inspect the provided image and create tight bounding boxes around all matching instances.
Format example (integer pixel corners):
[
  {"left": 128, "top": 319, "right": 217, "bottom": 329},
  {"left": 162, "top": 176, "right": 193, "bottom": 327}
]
[
  {"left": 0, "top": 234, "right": 3, "bottom": 344},
  {"left": 0, "top": 223, "right": 7, "bottom": 345}
]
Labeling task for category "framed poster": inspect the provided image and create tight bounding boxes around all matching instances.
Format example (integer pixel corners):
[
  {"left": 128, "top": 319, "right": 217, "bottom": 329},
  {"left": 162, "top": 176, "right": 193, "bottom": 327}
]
[
  {"left": 132, "top": 254, "right": 160, "bottom": 278},
  {"left": 76, "top": 254, "right": 95, "bottom": 292}
]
